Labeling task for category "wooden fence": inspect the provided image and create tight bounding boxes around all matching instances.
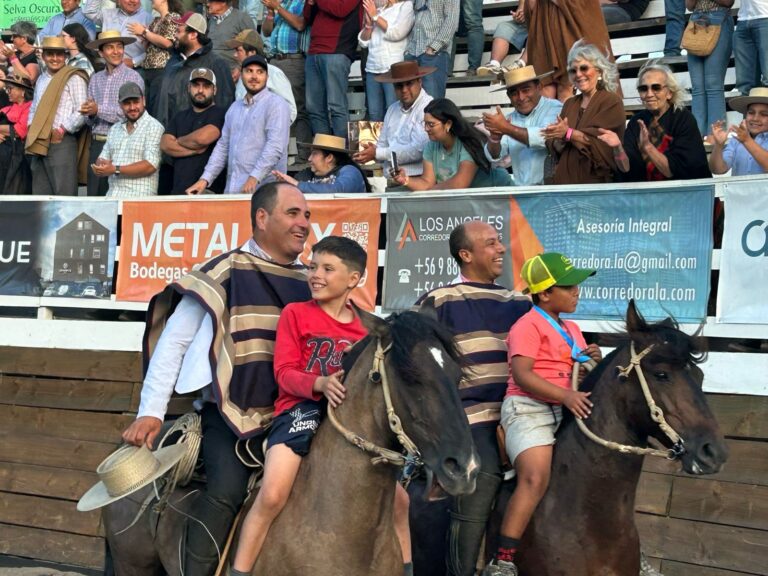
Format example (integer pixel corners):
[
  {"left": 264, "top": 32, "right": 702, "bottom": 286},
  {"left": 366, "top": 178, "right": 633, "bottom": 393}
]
[{"left": 1, "top": 345, "right": 766, "bottom": 574}]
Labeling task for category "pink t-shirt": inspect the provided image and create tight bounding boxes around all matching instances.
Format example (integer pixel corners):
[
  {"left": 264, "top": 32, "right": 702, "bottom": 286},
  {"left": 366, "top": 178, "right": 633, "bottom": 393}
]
[{"left": 505, "top": 308, "right": 587, "bottom": 402}]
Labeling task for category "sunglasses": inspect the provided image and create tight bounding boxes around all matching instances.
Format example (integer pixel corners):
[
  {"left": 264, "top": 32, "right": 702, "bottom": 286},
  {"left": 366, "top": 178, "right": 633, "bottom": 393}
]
[
  {"left": 638, "top": 83, "right": 667, "bottom": 94},
  {"left": 567, "top": 64, "right": 592, "bottom": 76}
]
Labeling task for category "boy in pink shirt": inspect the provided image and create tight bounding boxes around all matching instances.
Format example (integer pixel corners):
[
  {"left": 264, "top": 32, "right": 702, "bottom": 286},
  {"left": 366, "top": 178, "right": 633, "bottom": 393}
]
[{"left": 483, "top": 252, "right": 602, "bottom": 576}]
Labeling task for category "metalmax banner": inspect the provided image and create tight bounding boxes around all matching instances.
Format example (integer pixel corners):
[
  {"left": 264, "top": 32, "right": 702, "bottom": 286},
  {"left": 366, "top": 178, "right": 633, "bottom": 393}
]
[
  {"left": 0, "top": 200, "right": 118, "bottom": 298},
  {"left": 717, "top": 180, "right": 768, "bottom": 323},
  {"left": 384, "top": 187, "right": 713, "bottom": 321},
  {"left": 117, "top": 198, "right": 382, "bottom": 309}
]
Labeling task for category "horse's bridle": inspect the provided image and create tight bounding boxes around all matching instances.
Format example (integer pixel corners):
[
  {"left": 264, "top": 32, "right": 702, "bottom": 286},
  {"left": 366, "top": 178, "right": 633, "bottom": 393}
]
[
  {"left": 573, "top": 341, "right": 686, "bottom": 460},
  {"left": 326, "top": 338, "right": 424, "bottom": 476}
]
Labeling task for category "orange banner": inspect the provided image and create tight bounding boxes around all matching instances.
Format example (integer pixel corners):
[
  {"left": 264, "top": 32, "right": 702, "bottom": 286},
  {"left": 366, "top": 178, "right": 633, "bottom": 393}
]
[{"left": 116, "top": 198, "right": 381, "bottom": 309}]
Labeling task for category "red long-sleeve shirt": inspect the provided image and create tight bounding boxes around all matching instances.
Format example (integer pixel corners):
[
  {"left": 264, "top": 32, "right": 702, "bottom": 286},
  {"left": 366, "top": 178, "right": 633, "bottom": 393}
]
[
  {"left": 303, "top": 0, "right": 362, "bottom": 59},
  {"left": 273, "top": 300, "right": 367, "bottom": 415}
]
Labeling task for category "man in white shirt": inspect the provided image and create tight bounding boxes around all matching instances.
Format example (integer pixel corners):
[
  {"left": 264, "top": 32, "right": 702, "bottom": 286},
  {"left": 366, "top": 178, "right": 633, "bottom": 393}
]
[
  {"left": 352, "top": 60, "right": 434, "bottom": 189},
  {"left": 122, "top": 182, "right": 311, "bottom": 576},
  {"left": 734, "top": 0, "right": 768, "bottom": 95},
  {"left": 225, "top": 29, "right": 297, "bottom": 123}
]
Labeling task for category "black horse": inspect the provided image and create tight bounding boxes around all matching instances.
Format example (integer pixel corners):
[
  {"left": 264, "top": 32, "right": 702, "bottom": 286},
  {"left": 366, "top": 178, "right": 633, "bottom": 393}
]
[
  {"left": 103, "top": 301, "right": 480, "bottom": 576},
  {"left": 411, "top": 300, "right": 728, "bottom": 576}
]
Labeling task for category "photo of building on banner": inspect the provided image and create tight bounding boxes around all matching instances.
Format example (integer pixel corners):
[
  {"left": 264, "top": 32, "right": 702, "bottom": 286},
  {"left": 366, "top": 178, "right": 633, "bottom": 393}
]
[
  {"left": 717, "top": 179, "right": 768, "bottom": 324},
  {"left": 116, "top": 198, "right": 382, "bottom": 309},
  {"left": 384, "top": 186, "right": 714, "bottom": 322},
  {"left": 0, "top": 200, "right": 119, "bottom": 299}
]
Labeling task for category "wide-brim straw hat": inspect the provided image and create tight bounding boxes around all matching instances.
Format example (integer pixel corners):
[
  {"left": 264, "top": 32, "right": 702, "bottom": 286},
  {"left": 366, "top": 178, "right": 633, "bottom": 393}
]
[
  {"left": 298, "top": 134, "right": 352, "bottom": 155},
  {"left": 34, "top": 36, "right": 69, "bottom": 51},
  {"left": 729, "top": 87, "right": 768, "bottom": 114},
  {"left": 2, "top": 75, "right": 34, "bottom": 93},
  {"left": 491, "top": 65, "right": 554, "bottom": 92},
  {"left": 375, "top": 60, "right": 437, "bottom": 83},
  {"left": 86, "top": 29, "right": 137, "bottom": 50},
  {"left": 77, "top": 443, "right": 186, "bottom": 512}
]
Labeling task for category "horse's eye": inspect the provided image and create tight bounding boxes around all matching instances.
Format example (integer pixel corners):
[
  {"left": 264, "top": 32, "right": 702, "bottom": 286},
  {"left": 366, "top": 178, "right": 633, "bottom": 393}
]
[{"left": 654, "top": 372, "right": 669, "bottom": 381}]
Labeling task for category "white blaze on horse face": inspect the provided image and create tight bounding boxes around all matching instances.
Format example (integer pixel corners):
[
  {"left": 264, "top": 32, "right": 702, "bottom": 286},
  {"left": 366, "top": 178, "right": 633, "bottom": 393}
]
[{"left": 429, "top": 346, "right": 445, "bottom": 369}]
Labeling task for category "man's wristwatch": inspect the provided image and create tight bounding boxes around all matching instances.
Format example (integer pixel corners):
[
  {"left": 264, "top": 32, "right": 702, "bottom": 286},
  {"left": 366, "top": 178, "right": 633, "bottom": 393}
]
[{"left": 115, "top": 165, "right": 121, "bottom": 176}]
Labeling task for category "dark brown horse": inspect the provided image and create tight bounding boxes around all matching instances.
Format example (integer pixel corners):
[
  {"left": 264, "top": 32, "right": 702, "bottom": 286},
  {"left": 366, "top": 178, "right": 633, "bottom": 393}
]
[
  {"left": 412, "top": 300, "right": 728, "bottom": 576},
  {"left": 104, "top": 303, "right": 479, "bottom": 576}
]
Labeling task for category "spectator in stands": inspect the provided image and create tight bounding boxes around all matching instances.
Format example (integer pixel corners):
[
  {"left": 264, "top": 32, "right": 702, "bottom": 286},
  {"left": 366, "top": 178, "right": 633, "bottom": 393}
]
[
  {"left": 393, "top": 97, "right": 511, "bottom": 189},
  {"left": 358, "top": 0, "right": 415, "bottom": 121},
  {"left": 479, "top": 0, "right": 648, "bottom": 77},
  {"left": 710, "top": 87, "right": 768, "bottom": 174},
  {"left": 600, "top": 0, "right": 651, "bottom": 25},
  {"left": 25, "top": 37, "right": 88, "bottom": 196},
  {"left": 84, "top": 0, "right": 153, "bottom": 69},
  {"left": 477, "top": 3, "right": 527, "bottom": 77},
  {"left": 542, "top": 41, "right": 625, "bottom": 184},
  {"left": 0, "top": 76, "right": 34, "bottom": 195},
  {"left": 664, "top": 0, "right": 685, "bottom": 57},
  {"left": 62, "top": 23, "right": 98, "bottom": 76},
  {"left": 734, "top": 0, "right": 768, "bottom": 95},
  {"left": 482, "top": 66, "right": 562, "bottom": 185},
  {"left": 261, "top": 0, "right": 312, "bottom": 163},
  {"left": 40, "top": 0, "right": 97, "bottom": 40},
  {"left": 81, "top": 30, "right": 145, "bottom": 196},
  {"left": 304, "top": 0, "right": 362, "bottom": 137},
  {"left": 225, "top": 30, "right": 297, "bottom": 121},
  {"left": 273, "top": 133, "right": 371, "bottom": 192},
  {"left": 599, "top": 62, "right": 711, "bottom": 180},
  {"left": 524, "top": 0, "right": 614, "bottom": 102},
  {"left": 92, "top": 81, "right": 164, "bottom": 197},
  {"left": 0, "top": 67, "right": 8, "bottom": 109},
  {"left": 404, "top": 0, "right": 459, "bottom": 99},
  {"left": 206, "top": 0, "right": 257, "bottom": 72},
  {"left": 459, "top": 0, "right": 484, "bottom": 76},
  {"left": 152, "top": 12, "right": 235, "bottom": 127},
  {"left": 353, "top": 61, "right": 433, "bottom": 186},
  {"left": 187, "top": 55, "right": 290, "bottom": 194},
  {"left": 686, "top": 0, "right": 735, "bottom": 137},
  {"left": 1, "top": 22, "right": 40, "bottom": 85},
  {"left": 161, "top": 68, "right": 227, "bottom": 193},
  {"left": 125, "top": 0, "right": 183, "bottom": 107}
]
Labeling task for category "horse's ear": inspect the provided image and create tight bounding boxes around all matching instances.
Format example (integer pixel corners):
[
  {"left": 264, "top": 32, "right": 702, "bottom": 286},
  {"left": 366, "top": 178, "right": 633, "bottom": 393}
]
[
  {"left": 419, "top": 296, "right": 439, "bottom": 321},
  {"left": 626, "top": 299, "right": 647, "bottom": 334},
  {"left": 351, "top": 301, "right": 389, "bottom": 338}
]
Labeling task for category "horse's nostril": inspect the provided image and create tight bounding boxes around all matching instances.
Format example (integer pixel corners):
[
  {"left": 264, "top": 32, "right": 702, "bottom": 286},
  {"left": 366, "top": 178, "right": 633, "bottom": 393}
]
[{"left": 442, "top": 457, "right": 461, "bottom": 478}]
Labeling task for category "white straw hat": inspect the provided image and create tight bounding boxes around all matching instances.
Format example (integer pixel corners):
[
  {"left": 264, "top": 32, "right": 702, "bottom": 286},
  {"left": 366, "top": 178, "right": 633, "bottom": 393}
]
[{"left": 77, "top": 443, "right": 186, "bottom": 512}]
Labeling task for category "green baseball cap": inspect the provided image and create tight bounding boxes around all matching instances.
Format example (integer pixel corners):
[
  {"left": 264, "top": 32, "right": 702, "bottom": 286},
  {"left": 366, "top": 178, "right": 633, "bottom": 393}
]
[{"left": 520, "top": 252, "right": 596, "bottom": 294}]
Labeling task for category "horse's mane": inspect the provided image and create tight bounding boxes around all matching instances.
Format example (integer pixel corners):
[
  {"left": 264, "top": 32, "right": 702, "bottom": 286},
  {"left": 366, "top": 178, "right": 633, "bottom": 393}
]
[
  {"left": 388, "top": 310, "right": 464, "bottom": 385},
  {"left": 580, "top": 312, "right": 706, "bottom": 393}
]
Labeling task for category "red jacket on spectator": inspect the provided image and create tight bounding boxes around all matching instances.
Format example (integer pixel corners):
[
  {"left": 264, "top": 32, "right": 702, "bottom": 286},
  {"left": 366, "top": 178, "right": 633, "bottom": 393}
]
[{"left": 304, "top": 0, "right": 362, "bottom": 60}]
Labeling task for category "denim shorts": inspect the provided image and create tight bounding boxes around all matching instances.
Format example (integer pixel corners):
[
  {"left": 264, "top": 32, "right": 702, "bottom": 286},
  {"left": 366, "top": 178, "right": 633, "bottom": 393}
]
[
  {"left": 500, "top": 395, "right": 562, "bottom": 465},
  {"left": 493, "top": 20, "right": 529, "bottom": 52},
  {"left": 267, "top": 400, "right": 323, "bottom": 456}
]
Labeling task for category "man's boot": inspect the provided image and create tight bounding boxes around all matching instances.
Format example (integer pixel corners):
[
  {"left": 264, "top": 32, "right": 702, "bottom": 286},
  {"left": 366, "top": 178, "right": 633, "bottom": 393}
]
[{"left": 182, "top": 494, "right": 238, "bottom": 576}]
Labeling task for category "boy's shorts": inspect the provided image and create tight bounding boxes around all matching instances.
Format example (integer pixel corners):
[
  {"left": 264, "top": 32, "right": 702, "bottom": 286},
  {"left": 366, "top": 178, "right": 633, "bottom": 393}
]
[
  {"left": 500, "top": 395, "right": 562, "bottom": 465},
  {"left": 493, "top": 20, "right": 528, "bottom": 52},
  {"left": 267, "top": 399, "right": 324, "bottom": 456}
]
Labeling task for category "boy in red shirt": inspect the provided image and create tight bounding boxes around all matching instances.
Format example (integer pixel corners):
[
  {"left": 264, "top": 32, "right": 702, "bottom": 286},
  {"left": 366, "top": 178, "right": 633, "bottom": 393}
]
[
  {"left": 483, "top": 252, "right": 602, "bottom": 576},
  {"left": 231, "top": 236, "right": 413, "bottom": 576}
]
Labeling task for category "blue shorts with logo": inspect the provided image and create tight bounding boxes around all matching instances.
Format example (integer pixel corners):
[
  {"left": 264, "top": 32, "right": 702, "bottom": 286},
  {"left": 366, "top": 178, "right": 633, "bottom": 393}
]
[{"left": 267, "top": 399, "right": 324, "bottom": 456}]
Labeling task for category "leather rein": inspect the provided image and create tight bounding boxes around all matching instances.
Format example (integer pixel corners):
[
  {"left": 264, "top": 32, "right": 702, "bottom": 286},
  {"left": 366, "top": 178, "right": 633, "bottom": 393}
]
[
  {"left": 572, "top": 341, "right": 686, "bottom": 460},
  {"left": 326, "top": 338, "right": 424, "bottom": 475}
]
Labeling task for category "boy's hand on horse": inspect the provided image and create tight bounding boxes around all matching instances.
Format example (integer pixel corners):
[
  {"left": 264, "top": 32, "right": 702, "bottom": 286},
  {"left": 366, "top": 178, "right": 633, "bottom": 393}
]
[
  {"left": 122, "top": 416, "right": 163, "bottom": 448},
  {"left": 314, "top": 370, "right": 346, "bottom": 408},
  {"left": 582, "top": 343, "right": 602, "bottom": 362},
  {"left": 562, "top": 390, "right": 593, "bottom": 420}
]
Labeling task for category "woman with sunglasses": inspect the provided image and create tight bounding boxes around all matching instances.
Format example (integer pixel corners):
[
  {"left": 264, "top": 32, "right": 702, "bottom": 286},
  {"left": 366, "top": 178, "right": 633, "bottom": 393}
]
[
  {"left": 0, "top": 75, "right": 34, "bottom": 194},
  {"left": 598, "top": 62, "right": 710, "bottom": 181},
  {"left": 542, "top": 41, "right": 625, "bottom": 184},
  {"left": 392, "top": 98, "right": 511, "bottom": 190}
]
